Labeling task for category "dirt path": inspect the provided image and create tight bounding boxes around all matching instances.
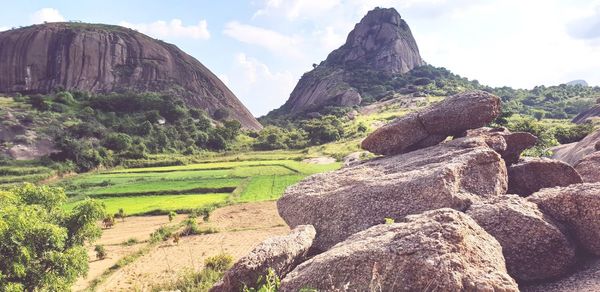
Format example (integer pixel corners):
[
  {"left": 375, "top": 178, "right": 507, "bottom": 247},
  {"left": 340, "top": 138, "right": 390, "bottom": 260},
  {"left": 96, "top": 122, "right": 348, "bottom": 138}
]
[
  {"left": 74, "top": 215, "right": 187, "bottom": 291},
  {"left": 91, "top": 201, "right": 289, "bottom": 291}
]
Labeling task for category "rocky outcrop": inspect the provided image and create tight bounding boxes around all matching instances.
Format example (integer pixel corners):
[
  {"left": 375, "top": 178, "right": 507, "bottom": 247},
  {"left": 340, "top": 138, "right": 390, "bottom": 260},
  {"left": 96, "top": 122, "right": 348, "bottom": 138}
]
[
  {"left": 507, "top": 158, "right": 582, "bottom": 197},
  {"left": 552, "top": 129, "right": 600, "bottom": 165},
  {"left": 462, "top": 127, "right": 537, "bottom": 165},
  {"left": 361, "top": 91, "right": 501, "bottom": 155},
  {"left": 572, "top": 104, "right": 600, "bottom": 124},
  {"left": 279, "top": 209, "right": 519, "bottom": 292},
  {"left": 0, "top": 23, "right": 261, "bottom": 130},
  {"left": 272, "top": 7, "right": 424, "bottom": 115},
  {"left": 210, "top": 225, "right": 315, "bottom": 292},
  {"left": 574, "top": 152, "right": 600, "bottom": 183},
  {"left": 278, "top": 136, "right": 507, "bottom": 251},
  {"left": 529, "top": 183, "right": 600, "bottom": 255},
  {"left": 466, "top": 195, "right": 576, "bottom": 281}
]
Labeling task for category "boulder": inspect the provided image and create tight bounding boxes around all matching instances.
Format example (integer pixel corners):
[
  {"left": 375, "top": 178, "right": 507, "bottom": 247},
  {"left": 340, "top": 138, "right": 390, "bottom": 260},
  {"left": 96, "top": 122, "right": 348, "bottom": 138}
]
[
  {"left": 466, "top": 195, "right": 576, "bottom": 281},
  {"left": 362, "top": 91, "right": 501, "bottom": 155},
  {"left": 279, "top": 209, "right": 519, "bottom": 292},
  {"left": 210, "top": 225, "right": 316, "bottom": 292},
  {"left": 551, "top": 129, "right": 600, "bottom": 165},
  {"left": 529, "top": 183, "right": 600, "bottom": 255},
  {"left": 508, "top": 158, "right": 582, "bottom": 197},
  {"left": 522, "top": 259, "right": 600, "bottom": 292},
  {"left": 574, "top": 152, "right": 600, "bottom": 183},
  {"left": 278, "top": 137, "right": 508, "bottom": 251},
  {"left": 462, "top": 127, "right": 538, "bottom": 165}
]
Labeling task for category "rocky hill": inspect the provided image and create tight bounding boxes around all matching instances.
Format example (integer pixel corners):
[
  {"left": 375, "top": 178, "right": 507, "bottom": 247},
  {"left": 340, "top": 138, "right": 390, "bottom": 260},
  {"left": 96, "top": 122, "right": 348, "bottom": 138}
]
[
  {"left": 0, "top": 23, "right": 261, "bottom": 130},
  {"left": 269, "top": 7, "right": 424, "bottom": 116},
  {"left": 212, "top": 91, "right": 600, "bottom": 291}
]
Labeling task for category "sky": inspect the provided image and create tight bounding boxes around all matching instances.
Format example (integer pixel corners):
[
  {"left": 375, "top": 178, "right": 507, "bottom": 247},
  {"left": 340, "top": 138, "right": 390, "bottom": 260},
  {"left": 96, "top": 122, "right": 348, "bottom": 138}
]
[{"left": 1, "top": 0, "right": 600, "bottom": 116}]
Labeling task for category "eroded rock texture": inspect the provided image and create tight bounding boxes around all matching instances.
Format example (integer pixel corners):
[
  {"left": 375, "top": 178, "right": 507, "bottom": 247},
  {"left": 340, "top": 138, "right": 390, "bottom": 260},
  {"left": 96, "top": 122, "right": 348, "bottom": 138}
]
[
  {"left": 278, "top": 137, "right": 507, "bottom": 251},
  {"left": 279, "top": 209, "right": 519, "bottom": 292}
]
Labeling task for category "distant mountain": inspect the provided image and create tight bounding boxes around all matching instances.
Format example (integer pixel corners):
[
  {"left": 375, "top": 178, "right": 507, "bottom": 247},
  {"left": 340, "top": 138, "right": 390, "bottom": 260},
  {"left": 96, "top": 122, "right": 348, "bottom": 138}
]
[
  {"left": 0, "top": 23, "right": 261, "bottom": 130},
  {"left": 566, "top": 80, "right": 589, "bottom": 86},
  {"left": 268, "top": 7, "right": 424, "bottom": 117}
]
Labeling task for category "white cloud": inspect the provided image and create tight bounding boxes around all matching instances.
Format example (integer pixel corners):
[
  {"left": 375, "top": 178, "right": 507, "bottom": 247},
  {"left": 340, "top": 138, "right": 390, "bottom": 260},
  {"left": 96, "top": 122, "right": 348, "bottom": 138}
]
[
  {"left": 254, "top": 0, "right": 342, "bottom": 21},
  {"left": 223, "top": 22, "right": 303, "bottom": 57},
  {"left": 225, "top": 53, "right": 296, "bottom": 116},
  {"left": 119, "top": 19, "right": 210, "bottom": 39},
  {"left": 313, "top": 26, "right": 346, "bottom": 51},
  {"left": 0, "top": 27, "right": 8, "bottom": 32},
  {"left": 30, "top": 8, "right": 65, "bottom": 24}
]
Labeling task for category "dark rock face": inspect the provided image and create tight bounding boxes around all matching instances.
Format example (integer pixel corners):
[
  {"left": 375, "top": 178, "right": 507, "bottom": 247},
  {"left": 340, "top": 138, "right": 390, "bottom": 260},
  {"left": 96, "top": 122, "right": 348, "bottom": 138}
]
[
  {"left": 466, "top": 195, "right": 576, "bottom": 281},
  {"left": 507, "top": 158, "right": 582, "bottom": 197},
  {"left": 210, "top": 225, "right": 315, "bottom": 292},
  {"left": 279, "top": 209, "right": 519, "bottom": 292},
  {"left": 278, "top": 136, "right": 508, "bottom": 252},
  {"left": 0, "top": 23, "right": 261, "bottom": 130},
  {"left": 572, "top": 104, "right": 600, "bottom": 124},
  {"left": 273, "top": 7, "right": 424, "bottom": 115},
  {"left": 361, "top": 91, "right": 501, "bottom": 155},
  {"left": 529, "top": 183, "right": 600, "bottom": 256}
]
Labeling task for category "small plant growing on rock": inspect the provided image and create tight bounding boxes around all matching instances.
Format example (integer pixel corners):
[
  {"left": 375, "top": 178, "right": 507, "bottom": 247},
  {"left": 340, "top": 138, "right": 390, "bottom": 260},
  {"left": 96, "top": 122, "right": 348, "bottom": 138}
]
[
  {"left": 384, "top": 217, "right": 395, "bottom": 224},
  {"left": 244, "top": 268, "right": 280, "bottom": 292},
  {"left": 95, "top": 245, "right": 107, "bottom": 260}
]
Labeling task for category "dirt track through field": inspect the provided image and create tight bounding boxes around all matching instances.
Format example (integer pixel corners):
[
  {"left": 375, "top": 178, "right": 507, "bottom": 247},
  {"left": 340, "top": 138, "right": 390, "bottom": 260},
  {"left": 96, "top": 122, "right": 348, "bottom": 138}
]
[{"left": 82, "top": 201, "right": 288, "bottom": 291}]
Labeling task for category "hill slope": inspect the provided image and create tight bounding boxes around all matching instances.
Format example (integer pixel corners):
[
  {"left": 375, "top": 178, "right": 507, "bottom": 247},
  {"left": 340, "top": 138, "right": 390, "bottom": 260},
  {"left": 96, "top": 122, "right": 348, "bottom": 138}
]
[
  {"left": 0, "top": 23, "right": 261, "bottom": 130},
  {"left": 270, "top": 7, "right": 424, "bottom": 116}
]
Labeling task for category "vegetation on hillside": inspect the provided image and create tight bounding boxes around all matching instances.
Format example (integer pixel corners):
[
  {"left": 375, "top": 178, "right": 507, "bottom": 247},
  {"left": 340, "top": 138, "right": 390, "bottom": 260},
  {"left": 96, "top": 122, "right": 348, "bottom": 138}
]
[{"left": 2, "top": 91, "right": 244, "bottom": 172}]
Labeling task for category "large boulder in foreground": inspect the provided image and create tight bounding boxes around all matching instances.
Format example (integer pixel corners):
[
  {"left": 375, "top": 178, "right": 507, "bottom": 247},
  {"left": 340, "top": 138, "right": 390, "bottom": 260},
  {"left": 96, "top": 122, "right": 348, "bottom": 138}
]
[
  {"left": 462, "top": 127, "right": 537, "bottom": 165},
  {"left": 278, "top": 137, "right": 508, "bottom": 251},
  {"left": 210, "top": 225, "right": 316, "bottom": 292},
  {"left": 529, "top": 183, "right": 600, "bottom": 255},
  {"left": 508, "top": 158, "right": 582, "bottom": 197},
  {"left": 522, "top": 259, "right": 600, "bottom": 292},
  {"left": 574, "top": 151, "right": 600, "bottom": 183},
  {"left": 362, "top": 91, "right": 501, "bottom": 155},
  {"left": 279, "top": 209, "right": 518, "bottom": 292},
  {"left": 466, "top": 195, "right": 576, "bottom": 281}
]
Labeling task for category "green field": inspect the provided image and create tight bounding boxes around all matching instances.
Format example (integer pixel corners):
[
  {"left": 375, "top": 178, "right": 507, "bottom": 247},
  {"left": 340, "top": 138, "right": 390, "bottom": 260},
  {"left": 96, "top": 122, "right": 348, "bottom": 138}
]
[{"left": 61, "top": 158, "right": 341, "bottom": 215}]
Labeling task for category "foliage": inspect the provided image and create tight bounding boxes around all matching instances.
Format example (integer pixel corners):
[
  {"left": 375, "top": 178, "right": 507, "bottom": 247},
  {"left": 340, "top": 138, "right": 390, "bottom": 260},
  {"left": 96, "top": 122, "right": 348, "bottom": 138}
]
[
  {"left": 151, "top": 253, "right": 233, "bottom": 292},
  {"left": 243, "top": 268, "right": 281, "bottom": 292},
  {"left": 0, "top": 183, "right": 105, "bottom": 291},
  {"left": 94, "top": 245, "right": 107, "bottom": 260},
  {"left": 168, "top": 211, "right": 177, "bottom": 222},
  {"left": 204, "top": 253, "right": 234, "bottom": 272}
]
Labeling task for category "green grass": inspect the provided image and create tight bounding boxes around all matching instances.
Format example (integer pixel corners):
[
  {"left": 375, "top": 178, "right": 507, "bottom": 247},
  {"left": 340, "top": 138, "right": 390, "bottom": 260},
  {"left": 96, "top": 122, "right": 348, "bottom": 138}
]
[
  {"left": 58, "top": 157, "right": 341, "bottom": 216},
  {"left": 66, "top": 193, "right": 230, "bottom": 215}
]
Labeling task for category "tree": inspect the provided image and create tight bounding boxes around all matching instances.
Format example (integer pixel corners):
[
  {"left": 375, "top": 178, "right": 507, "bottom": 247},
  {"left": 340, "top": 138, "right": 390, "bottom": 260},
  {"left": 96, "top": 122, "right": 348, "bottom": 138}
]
[
  {"left": 0, "top": 184, "right": 105, "bottom": 291},
  {"left": 103, "top": 133, "right": 132, "bottom": 152}
]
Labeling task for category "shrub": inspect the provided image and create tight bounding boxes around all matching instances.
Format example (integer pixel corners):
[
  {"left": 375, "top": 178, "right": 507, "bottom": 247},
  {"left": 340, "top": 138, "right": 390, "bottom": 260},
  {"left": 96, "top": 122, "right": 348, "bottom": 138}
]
[
  {"left": 204, "top": 253, "right": 234, "bottom": 272},
  {"left": 95, "top": 245, "right": 107, "bottom": 260},
  {"left": 168, "top": 211, "right": 177, "bottom": 222}
]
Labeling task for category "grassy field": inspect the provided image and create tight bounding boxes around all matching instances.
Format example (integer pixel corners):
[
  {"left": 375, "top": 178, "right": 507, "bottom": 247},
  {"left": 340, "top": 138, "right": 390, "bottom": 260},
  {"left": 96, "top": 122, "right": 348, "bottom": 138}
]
[{"left": 61, "top": 158, "right": 341, "bottom": 216}]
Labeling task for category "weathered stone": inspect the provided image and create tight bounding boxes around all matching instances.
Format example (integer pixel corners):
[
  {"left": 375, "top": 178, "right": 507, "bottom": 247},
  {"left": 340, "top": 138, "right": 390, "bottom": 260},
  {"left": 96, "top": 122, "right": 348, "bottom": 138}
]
[
  {"left": 279, "top": 209, "right": 519, "bottom": 292},
  {"left": 508, "top": 158, "right": 582, "bottom": 197},
  {"left": 210, "top": 225, "right": 316, "bottom": 292},
  {"left": 0, "top": 23, "right": 261, "bottom": 130},
  {"left": 529, "top": 183, "right": 600, "bottom": 255},
  {"left": 552, "top": 129, "right": 600, "bottom": 165},
  {"left": 463, "top": 127, "right": 538, "bottom": 165},
  {"left": 361, "top": 91, "right": 501, "bottom": 155},
  {"left": 575, "top": 152, "right": 600, "bottom": 183},
  {"left": 278, "top": 137, "right": 508, "bottom": 251},
  {"left": 467, "top": 195, "right": 576, "bottom": 281},
  {"left": 572, "top": 104, "right": 600, "bottom": 124},
  {"left": 522, "top": 259, "right": 600, "bottom": 292}
]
